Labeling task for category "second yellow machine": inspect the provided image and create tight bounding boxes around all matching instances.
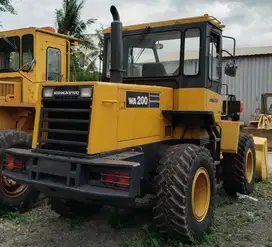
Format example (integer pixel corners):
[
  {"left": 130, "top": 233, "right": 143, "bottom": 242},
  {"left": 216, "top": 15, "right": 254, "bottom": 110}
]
[{"left": 2, "top": 6, "right": 268, "bottom": 242}]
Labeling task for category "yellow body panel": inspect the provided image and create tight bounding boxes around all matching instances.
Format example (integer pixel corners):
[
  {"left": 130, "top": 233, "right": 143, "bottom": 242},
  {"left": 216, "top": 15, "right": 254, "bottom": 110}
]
[
  {"left": 174, "top": 88, "right": 222, "bottom": 122},
  {"left": 217, "top": 120, "right": 241, "bottom": 153},
  {"left": 33, "top": 82, "right": 244, "bottom": 155},
  {"left": 104, "top": 14, "right": 225, "bottom": 33},
  {"left": 88, "top": 82, "right": 173, "bottom": 154}
]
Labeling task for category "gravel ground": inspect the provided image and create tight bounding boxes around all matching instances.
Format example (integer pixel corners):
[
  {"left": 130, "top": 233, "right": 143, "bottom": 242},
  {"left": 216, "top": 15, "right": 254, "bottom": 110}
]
[{"left": 0, "top": 182, "right": 272, "bottom": 247}]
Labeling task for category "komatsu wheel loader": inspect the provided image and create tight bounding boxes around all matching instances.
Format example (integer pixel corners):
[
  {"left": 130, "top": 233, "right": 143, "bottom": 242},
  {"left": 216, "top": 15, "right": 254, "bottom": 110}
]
[
  {"left": 0, "top": 25, "right": 80, "bottom": 211},
  {"left": 1, "top": 5, "right": 268, "bottom": 242}
]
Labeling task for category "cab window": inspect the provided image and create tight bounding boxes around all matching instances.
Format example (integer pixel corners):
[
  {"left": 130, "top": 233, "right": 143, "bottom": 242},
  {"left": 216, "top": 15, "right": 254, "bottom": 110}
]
[
  {"left": 0, "top": 36, "right": 20, "bottom": 72},
  {"left": 265, "top": 96, "right": 272, "bottom": 114},
  {"left": 209, "top": 33, "right": 220, "bottom": 81},
  {"left": 183, "top": 28, "right": 200, "bottom": 76},
  {"left": 105, "top": 30, "right": 181, "bottom": 78},
  {"left": 22, "top": 34, "right": 34, "bottom": 66},
  {"left": 126, "top": 31, "right": 181, "bottom": 77},
  {"left": 47, "top": 47, "right": 61, "bottom": 81}
]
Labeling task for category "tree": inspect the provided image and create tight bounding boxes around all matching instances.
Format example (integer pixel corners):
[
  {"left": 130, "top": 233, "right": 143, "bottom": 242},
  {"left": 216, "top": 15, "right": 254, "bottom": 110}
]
[
  {"left": 0, "top": 0, "right": 16, "bottom": 15},
  {"left": 55, "top": 0, "right": 96, "bottom": 47},
  {"left": 83, "top": 25, "right": 104, "bottom": 73},
  {"left": 55, "top": 0, "right": 99, "bottom": 81}
]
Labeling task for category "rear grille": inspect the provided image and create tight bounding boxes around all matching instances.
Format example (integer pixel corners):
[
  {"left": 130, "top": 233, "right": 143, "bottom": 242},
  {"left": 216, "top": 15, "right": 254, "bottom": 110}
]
[{"left": 37, "top": 86, "right": 93, "bottom": 155}]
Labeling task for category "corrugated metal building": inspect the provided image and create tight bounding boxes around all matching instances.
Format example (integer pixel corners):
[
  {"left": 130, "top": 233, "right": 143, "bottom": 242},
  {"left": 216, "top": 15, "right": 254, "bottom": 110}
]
[{"left": 222, "top": 47, "right": 272, "bottom": 125}]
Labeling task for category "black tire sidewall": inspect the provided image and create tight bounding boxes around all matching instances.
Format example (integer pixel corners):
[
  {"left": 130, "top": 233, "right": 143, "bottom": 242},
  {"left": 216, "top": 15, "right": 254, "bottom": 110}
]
[
  {"left": 222, "top": 135, "right": 256, "bottom": 195},
  {"left": 186, "top": 150, "right": 215, "bottom": 239},
  {"left": 0, "top": 131, "right": 39, "bottom": 211},
  {"left": 241, "top": 137, "right": 256, "bottom": 194}
]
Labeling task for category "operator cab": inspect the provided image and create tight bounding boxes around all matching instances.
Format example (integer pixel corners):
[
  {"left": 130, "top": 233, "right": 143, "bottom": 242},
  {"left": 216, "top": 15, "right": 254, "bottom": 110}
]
[
  {"left": 0, "top": 27, "right": 78, "bottom": 105},
  {"left": 103, "top": 14, "right": 236, "bottom": 93},
  {"left": 0, "top": 27, "right": 78, "bottom": 81},
  {"left": 261, "top": 93, "right": 272, "bottom": 114}
]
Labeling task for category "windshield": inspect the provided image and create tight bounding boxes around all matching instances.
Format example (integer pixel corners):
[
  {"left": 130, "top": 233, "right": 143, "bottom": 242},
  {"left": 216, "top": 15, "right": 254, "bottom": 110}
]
[
  {"left": 106, "top": 30, "right": 181, "bottom": 78},
  {"left": 0, "top": 36, "right": 20, "bottom": 72}
]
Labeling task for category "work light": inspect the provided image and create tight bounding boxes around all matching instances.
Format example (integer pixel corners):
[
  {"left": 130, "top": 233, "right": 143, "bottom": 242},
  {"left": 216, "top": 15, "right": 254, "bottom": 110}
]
[
  {"left": 80, "top": 87, "right": 92, "bottom": 98},
  {"left": 43, "top": 87, "right": 54, "bottom": 98}
]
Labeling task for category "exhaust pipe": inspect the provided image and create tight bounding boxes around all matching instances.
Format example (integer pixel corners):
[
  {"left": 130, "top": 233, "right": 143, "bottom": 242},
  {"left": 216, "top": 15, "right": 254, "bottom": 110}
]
[{"left": 110, "top": 5, "right": 123, "bottom": 83}]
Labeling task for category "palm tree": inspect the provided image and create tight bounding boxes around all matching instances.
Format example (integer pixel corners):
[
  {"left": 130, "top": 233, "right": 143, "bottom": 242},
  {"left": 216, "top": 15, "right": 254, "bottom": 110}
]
[
  {"left": 55, "top": 0, "right": 96, "bottom": 48},
  {"left": 0, "top": 0, "right": 16, "bottom": 14},
  {"left": 84, "top": 26, "right": 104, "bottom": 74},
  {"left": 55, "top": 0, "right": 98, "bottom": 80}
]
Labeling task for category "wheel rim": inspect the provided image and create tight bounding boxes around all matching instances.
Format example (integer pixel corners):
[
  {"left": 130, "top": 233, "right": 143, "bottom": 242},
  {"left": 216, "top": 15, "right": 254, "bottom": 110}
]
[
  {"left": 192, "top": 167, "right": 211, "bottom": 222},
  {"left": 2, "top": 175, "right": 28, "bottom": 197},
  {"left": 1, "top": 157, "right": 28, "bottom": 197},
  {"left": 245, "top": 149, "right": 254, "bottom": 183}
]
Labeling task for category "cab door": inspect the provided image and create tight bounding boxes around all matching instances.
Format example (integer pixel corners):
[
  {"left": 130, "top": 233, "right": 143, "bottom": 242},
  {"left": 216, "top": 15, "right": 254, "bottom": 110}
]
[{"left": 44, "top": 42, "right": 66, "bottom": 82}]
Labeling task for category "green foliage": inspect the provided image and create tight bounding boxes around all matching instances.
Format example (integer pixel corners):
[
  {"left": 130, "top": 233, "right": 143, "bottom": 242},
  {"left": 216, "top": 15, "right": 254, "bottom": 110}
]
[
  {"left": 0, "top": 0, "right": 16, "bottom": 15},
  {"left": 55, "top": 0, "right": 96, "bottom": 52},
  {"left": 70, "top": 53, "right": 101, "bottom": 81},
  {"left": 55, "top": 0, "right": 103, "bottom": 78},
  {"left": 75, "top": 66, "right": 100, "bottom": 81},
  {"left": 55, "top": 0, "right": 95, "bottom": 36},
  {"left": 0, "top": 211, "right": 35, "bottom": 225}
]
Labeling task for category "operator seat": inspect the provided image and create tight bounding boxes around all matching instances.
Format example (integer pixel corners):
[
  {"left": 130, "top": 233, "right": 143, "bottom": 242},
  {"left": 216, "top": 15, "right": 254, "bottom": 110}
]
[{"left": 142, "top": 63, "right": 167, "bottom": 77}]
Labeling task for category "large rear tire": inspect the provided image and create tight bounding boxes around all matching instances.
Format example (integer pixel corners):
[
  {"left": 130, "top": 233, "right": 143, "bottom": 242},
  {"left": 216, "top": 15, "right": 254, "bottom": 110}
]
[
  {"left": 153, "top": 144, "right": 215, "bottom": 242},
  {"left": 49, "top": 198, "right": 102, "bottom": 219},
  {"left": 222, "top": 134, "right": 256, "bottom": 196},
  {"left": 0, "top": 130, "right": 40, "bottom": 212}
]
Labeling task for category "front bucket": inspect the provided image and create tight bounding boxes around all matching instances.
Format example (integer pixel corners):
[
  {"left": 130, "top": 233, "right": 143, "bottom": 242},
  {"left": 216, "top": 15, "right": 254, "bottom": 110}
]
[{"left": 253, "top": 136, "right": 269, "bottom": 180}]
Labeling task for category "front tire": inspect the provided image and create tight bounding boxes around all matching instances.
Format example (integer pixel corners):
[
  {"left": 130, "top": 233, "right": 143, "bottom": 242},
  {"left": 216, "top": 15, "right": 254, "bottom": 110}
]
[
  {"left": 0, "top": 130, "right": 40, "bottom": 212},
  {"left": 222, "top": 134, "right": 256, "bottom": 195},
  {"left": 153, "top": 144, "right": 215, "bottom": 242}
]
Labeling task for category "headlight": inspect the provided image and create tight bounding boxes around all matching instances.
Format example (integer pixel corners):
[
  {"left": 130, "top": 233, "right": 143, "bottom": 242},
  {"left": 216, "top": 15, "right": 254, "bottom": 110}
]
[
  {"left": 43, "top": 88, "right": 54, "bottom": 98},
  {"left": 80, "top": 87, "right": 92, "bottom": 98}
]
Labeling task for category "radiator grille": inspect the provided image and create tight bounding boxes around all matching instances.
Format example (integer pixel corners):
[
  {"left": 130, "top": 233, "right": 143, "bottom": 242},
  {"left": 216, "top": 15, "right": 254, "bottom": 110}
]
[{"left": 37, "top": 86, "right": 93, "bottom": 155}]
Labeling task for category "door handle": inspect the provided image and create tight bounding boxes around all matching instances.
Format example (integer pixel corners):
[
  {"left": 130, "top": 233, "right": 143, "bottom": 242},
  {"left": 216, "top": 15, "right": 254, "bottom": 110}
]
[{"left": 102, "top": 100, "right": 118, "bottom": 104}]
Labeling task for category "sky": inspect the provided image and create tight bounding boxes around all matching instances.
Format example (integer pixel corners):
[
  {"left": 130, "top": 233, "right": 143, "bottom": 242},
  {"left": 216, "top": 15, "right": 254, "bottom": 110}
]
[{"left": 0, "top": 0, "right": 272, "bottom": 48}]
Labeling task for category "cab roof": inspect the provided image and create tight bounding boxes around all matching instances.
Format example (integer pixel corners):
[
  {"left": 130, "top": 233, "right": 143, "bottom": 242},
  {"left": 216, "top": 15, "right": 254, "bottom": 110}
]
[
  {"left": 104, "top": 14, "right": 225, "bottom": 34},
  {"left": 0, "top": 26, "right": 78, "bottom": 43}
]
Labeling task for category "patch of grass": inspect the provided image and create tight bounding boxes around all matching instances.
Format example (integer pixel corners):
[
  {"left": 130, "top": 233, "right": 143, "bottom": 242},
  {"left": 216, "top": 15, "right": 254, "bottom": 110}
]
[
  {"left": 265, "top": 242, "right": 272, "bottom": 247},
  {"left": 1, "top": 211, "right": 35, "bottom": 225},
  {"left": 253, "top": 182, "right": 272, "bottom": 200},
  {"left": 216, "top": 195, "right": 236, "bottom": 207},
  {"left": 259, "top": 179, "right": 270, "bottom": 185},
  {"left": 124, "top": 182, "right": 272, "bottom": 247}
]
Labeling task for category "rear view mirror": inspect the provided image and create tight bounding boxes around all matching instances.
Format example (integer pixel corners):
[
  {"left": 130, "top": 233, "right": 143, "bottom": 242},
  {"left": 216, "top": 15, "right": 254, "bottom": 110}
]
[
  {"left": 225, "top": 62, "right": 237, "bottom": 77},
  {"left": 79, "top": 52, "right": 85, "bottom": 68},
  {"left": 22, "top": 57, "right": 37, "bottom": 73},
  {"left": 154, "top": 43, "right": 164, "bottom": 50}
]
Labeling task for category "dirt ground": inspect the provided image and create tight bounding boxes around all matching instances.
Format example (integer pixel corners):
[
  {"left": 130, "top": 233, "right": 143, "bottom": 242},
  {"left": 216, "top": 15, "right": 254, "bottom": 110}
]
[{"left": 0, "top": 182, "right": 272, "bottom": 247}]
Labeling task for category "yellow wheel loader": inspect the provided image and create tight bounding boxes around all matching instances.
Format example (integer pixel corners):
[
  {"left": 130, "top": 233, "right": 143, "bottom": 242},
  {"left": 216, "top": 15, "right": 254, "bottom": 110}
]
[
  {"left": 243, "top": 93, "right": 272, "bottom": 150},
  {"left": 1, "top": 6, "right": 268, "bottom": 242},
  {"left": 0, "top": 26, "right": 80, "bottom": 211}
]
